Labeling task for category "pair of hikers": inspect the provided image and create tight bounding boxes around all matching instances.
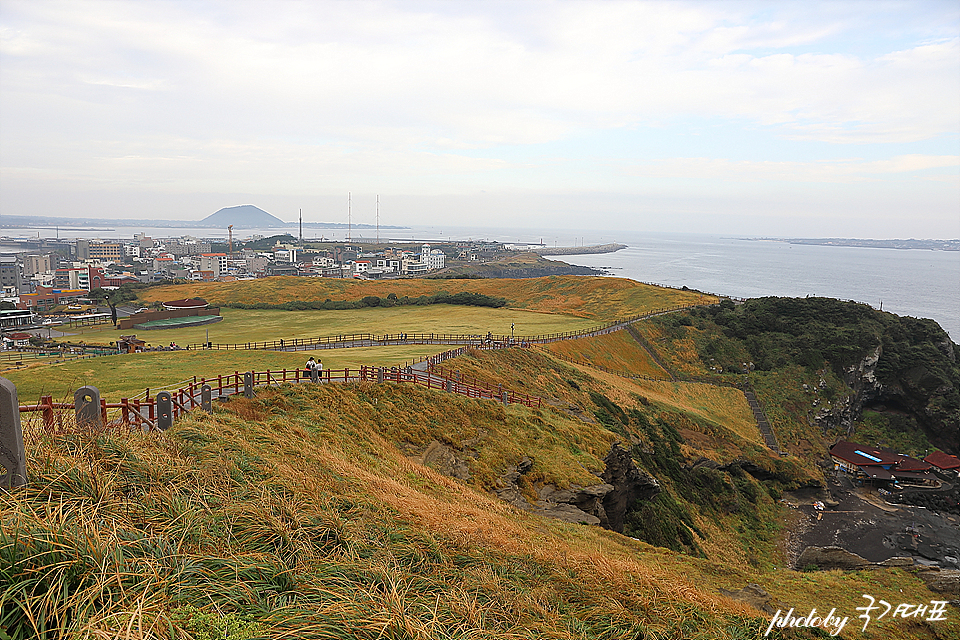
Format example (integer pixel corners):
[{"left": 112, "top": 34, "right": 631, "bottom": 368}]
[{"left": 304, "top": 356, "right": 323, "bottom": 379}]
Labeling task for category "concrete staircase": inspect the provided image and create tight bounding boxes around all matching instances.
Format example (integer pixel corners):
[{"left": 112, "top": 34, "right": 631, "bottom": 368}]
[{"left": 743, "top": 387, "right": 781, "bottom": 453}]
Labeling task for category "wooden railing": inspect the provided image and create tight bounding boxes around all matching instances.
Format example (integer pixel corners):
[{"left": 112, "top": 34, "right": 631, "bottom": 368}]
[
  {"left": 174, "top": 304, "right": 704, "bottom": 352},
  {"left": 18, "top": 362, "right": 541, "bottom": 431}
]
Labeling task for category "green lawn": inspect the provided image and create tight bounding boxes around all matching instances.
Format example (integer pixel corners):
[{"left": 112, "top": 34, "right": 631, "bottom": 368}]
[
  {"left": 6, "top": 344, "right": 444, "bottom": 402},
  {"left": 57, "top": 305, "right": 597, "bottom": 347}
]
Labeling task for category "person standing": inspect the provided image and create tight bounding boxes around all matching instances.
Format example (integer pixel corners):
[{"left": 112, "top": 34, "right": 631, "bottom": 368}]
[{"left": 304, "top": 356, "right": 317, "bottom": 379}]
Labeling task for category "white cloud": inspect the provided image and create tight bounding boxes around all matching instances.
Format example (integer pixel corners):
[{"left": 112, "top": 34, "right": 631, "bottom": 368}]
[
  {"left": 0, "top": 0, "right": 957, "bottom": 233},
  {"left": 623, "top": 154, "right": 960, "bottom": 183}
]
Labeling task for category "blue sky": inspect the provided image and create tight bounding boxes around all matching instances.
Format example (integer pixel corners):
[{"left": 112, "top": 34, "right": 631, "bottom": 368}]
[{"left": 1, "top": 0, "right": 957, "bottom": 237}]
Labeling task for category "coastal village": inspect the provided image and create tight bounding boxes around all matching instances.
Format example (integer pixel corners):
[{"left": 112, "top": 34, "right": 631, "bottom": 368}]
[{"left": 0, "top": 233, "right": 507, "bottom": 332}]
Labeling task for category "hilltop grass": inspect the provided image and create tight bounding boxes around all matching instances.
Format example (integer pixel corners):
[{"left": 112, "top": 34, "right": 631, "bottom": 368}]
[
  {"left": 438, "top": 347, "right": 761, "bottom": 449},
  {"left": 5, "top": 381, "right": 952, "bottom": 639},
  {"left": 140, "top": 275, "right": 715, "bottom": 321},
  {"left": 3, "top": 345, "right": 442, "bottom": 403},
  {"left": 538, "top": 330, "right": 670, "bottom": 379},
  {"left": 55, "top": 305, "right": 597, "bottom": 346}
]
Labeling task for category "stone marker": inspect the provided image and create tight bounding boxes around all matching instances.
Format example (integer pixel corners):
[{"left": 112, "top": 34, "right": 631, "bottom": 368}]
[
  {"left": 377, "top": 368, "right": 384, "bottom": 383},
  {"left": 445, "top": 380, "right": 453, "bottom": 392},
  {"left": 310, "top": 367, "right": 319, "bottom": 383},
  {"left": 201, "top": 384, "right": 212, "bottom": 412},
  {"left": 244, "top": 372, "right": 254, "bottom": 398},
  {"left": 156, "top": 392, "right": 173, "bottom": 430},
  {"left": 502, "top": 391, "right": 509, "bottom": 405},
  {"left": 74, "top": 386, "right": 102, "bottom": 428},
  {"left": 0, "top": 377, "right": 27, "bottom": 488}
]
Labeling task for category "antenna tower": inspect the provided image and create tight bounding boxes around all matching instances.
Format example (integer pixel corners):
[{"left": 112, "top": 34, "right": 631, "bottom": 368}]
[
  {"left": 299, "top": 209, "right": 302, "bottom": 244},
  {"left": 348, "top": 192, "right": 352, "bottom": 243},
  {"left": 227, "top": 225, "right": 234, "bottom": 259},
  {"left": 376, "top": 195, "right": 380, "bottom": 245}
]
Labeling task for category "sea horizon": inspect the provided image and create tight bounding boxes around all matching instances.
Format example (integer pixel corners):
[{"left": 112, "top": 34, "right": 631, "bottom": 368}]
[{"left": 3, "top": 223, "right": 957, "bottom": 341}]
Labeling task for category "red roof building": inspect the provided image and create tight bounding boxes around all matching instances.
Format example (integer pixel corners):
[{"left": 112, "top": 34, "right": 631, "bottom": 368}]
[
  {"left": 830, "top": 440, "right": 936, "bottom": 485},
  {"left": 163, "top": 298, "right": 208, "bottom": 310},
  {"left": 924, "top": 451, "right": 960, "bottom": 471}
]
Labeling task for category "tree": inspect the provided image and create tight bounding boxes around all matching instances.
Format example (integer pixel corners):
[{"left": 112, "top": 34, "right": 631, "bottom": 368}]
[{"left": 89, "top": 286, "right": 140, "bottom": 326}]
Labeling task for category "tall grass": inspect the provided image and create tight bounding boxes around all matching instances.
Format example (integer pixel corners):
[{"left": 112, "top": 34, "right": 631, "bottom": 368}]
[{"left": 3, "top": 380, "right": 951, "bottom": 639}]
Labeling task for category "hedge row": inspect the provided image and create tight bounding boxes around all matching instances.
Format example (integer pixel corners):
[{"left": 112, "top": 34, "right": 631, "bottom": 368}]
[{"left": 223, "top": 291, "right": 507, "bottom": 311}]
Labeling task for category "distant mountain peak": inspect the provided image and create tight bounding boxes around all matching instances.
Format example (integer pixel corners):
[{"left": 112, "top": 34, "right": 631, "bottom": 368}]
[{"left": 201, "top": 205, "right": 285, "bottom": 227}]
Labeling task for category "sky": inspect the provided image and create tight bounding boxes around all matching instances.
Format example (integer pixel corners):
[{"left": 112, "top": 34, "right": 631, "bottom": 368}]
[{"left": 1, "top": 0, "right": 958, "bottom": 238}]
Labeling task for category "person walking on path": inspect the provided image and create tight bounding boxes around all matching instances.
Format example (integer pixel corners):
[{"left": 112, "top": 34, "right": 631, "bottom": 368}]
[{"left": 304, "top": 356, "right": 317, "bottom": 380}]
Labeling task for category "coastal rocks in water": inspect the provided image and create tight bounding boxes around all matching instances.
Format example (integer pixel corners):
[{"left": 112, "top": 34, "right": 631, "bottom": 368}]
[
  {"left": 797, "top": 546, "right": 871, "bottom": 570},
  {"left": 718, "top": 584, "right": 776, "bottom": 615}
]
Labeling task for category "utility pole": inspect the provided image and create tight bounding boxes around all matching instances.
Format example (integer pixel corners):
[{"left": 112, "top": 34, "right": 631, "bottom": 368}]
[
  {"left": 376, "top": 195, "right": 380, "bottom": 245},
  {"left": 348, "top": 192, "right": 352, "bottom": 243},
  {"left": 227, "top": 225, "right": 234, "bottom": 259},
  {"left": 299, "top": 209, "right": 303, "bottom": 244}
]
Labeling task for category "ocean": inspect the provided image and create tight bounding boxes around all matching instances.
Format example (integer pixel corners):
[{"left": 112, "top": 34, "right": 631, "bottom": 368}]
[{"left": 4, "top": 223, "right": 957, "bottom": 340}]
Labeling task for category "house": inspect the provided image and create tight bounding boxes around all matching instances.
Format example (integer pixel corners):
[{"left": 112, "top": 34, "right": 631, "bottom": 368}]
[
  {"left": 353, "top": 260, "right": 371, "bottom": 274},
  {"left": 830, "top": 440, "right": 937, "bottom": 486},
  {"left": 117, "top": 335, "right": 146, "bottom": 353},
  {"left": 924, "top": 451, "right": 960, "bottom": 476},
  {"left": 7, "top": 332, "right": 32, "bottom": 348}
]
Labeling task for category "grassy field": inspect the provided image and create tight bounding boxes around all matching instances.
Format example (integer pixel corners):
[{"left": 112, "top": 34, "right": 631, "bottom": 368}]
[
  {"left": 55, "top": 305, "right": 598, "bottom": 347},
  {"left": 140, "top": 275, "right": 715, "bottom": 320},
  {"left": 538, "top": 330, "right": 670, "bottom": 379},
  {"left": 5, "top": 345, "right": 443, "bottom": 402},
  {"left": 6, "top": 381, "right": 951, "bottom": 639}
]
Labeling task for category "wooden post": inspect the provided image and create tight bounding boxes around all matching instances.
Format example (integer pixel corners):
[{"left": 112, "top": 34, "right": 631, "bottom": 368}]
[
  {"left": 121, "top": 398, "right": 130, "bottom": 426},
  {"left": 41, "top": 395, "right": 54, "bottom": 429}
]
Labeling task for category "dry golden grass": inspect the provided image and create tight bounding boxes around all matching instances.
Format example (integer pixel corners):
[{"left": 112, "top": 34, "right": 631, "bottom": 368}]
[
  {"left": 538, "top": 330, "right": 670, "bottom": 379},
  {"left": 141, "top": 275, "right": 714, "bottom": 321},
  {"left": 6, "top": 379, "right": 952, "bottom": 639},
  {"left": 3, "top": 344, "right": 443, "bottom": 402}
]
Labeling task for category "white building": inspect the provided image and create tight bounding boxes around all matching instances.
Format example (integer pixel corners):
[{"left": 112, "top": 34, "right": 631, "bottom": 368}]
[
  {"left": 199, "top": 253, "right": 228, "bottom": 277},
  {"left": 420, "top": 244, "right": 445, "bottom": 270}
]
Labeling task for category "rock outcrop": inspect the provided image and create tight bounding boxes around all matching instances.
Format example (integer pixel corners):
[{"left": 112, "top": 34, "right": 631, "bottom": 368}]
[
  {"left": 797, "top": 546, "right": 872, "bottom": 570},
  {"left": 492, "top": 443, "right": 660, "bottom": 530},
  {"left": 918, "top": 568, "right": 960, "bottom": 595},
  {"left": 599, "top": 443, "right": 661, "bottom": 532},
  {"left": 718, "top": 584, "right": 776, "bottom": 614}
]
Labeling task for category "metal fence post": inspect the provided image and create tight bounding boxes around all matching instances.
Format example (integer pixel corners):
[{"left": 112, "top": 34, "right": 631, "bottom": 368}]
[
  {"left": 74, "top": 386, "right": 102, "bottom": 428},
  {"left": 244, "top": 372, "right": 254, "bottom": 398},
  {"left": 201, "top": 384, "right": 212, "bottom": 412},
  {"left": 156, "top": 392, "right": 173, "bottom": 430},
  {"left": 0, "top": 377, "right": 27, "bottom": 488}
]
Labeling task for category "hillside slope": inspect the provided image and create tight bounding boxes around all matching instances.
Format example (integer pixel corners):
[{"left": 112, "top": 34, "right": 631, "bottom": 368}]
[{"left": 6, "top": 379, "right": 952, "bottom": 639}]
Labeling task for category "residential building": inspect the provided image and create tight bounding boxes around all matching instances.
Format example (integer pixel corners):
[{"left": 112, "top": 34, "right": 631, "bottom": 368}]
[
  {"left": 199, "top": 253, "right": 228, "bottom": 278},
  {"left": 0, "top": 256, "right": 21, "bottom": 294},
  {"left": 89, "top": 241, "right": 123, "bottom": 262},
  {"left": 23, "top": 254, "right": 54, "bottom": 277},
  {"left": 17, "top": 286, "right": 86, "bottom": 312}
]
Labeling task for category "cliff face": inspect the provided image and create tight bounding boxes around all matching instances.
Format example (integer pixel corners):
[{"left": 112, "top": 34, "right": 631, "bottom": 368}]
[{"left": 807, "top": 321, "right": 959, "bottom": 454}]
